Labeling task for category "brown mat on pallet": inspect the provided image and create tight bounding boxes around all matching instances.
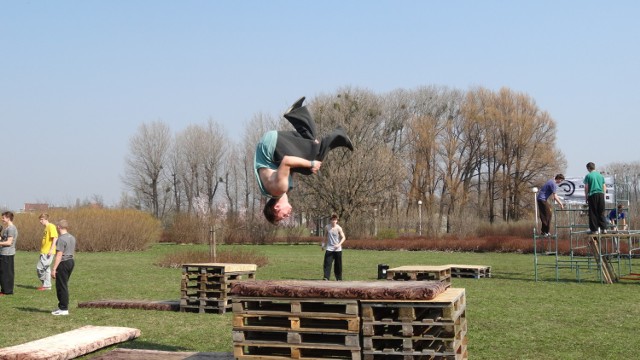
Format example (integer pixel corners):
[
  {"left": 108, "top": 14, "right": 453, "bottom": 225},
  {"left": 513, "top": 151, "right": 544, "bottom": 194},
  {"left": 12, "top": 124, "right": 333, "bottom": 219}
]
[
  {"left": 78, "top": 300, "right": 179, "bottom": 311},
  {"left": 0, "top": 325, "right": 140, "bottom": 360},
  {"left": 230, "top": 280, "right": 448, "bottom": 300}
]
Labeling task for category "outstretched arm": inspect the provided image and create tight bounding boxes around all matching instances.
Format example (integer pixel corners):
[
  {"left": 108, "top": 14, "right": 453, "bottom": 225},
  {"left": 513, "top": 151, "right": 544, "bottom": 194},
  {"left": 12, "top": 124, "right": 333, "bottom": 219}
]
[{"left": 260, "top": 156, "right": 322, "bottom": 197}]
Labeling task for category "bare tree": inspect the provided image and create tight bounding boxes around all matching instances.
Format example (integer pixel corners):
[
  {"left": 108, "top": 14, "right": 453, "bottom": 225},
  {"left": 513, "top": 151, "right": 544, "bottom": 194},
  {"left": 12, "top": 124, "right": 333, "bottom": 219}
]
[
  {"left": 202, "top": 119, "right": 227, "bottom": 212},
  {"left": 122, "top": 121, "right": 172, "bottom": 218},
  {"left": 175, "top": 124, "right": 206, "bottom": 213},
  {"left": 297, "top": 88, "right": 405, "bottom": 224}
]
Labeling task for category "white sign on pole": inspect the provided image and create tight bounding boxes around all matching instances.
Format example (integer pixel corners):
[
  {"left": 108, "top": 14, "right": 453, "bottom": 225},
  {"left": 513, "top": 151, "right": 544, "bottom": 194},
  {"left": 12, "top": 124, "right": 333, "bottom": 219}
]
[{"left": 557, "top": 176, "right": 615, "bottom": 205}]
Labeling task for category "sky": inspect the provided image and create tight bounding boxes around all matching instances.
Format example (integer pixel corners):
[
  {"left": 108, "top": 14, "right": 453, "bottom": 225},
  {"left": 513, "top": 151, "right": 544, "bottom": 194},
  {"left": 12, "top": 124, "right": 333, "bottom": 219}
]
[{"left": 1, "top": 1, "right": 639, "bottom": 211}]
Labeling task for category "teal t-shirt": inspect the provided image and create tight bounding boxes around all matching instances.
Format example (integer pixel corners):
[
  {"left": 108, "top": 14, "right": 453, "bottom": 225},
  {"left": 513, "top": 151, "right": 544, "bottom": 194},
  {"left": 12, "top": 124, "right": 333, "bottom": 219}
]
[
  {"left": 583, "top": 171, "right": 605, "bottom": 196},
  {"left": 254, "top": 131, "right": 292, "bottom": 198}
]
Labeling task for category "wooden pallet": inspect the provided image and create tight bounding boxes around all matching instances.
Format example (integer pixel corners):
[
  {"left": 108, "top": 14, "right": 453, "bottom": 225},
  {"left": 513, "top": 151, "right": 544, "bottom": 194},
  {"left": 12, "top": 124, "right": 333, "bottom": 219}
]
[
  {"left": 233, "top": 297, "right": 359, "bottom": 316},
  {"left": 182, "top": 262, "right": 257, "bottom": 274},
  {"left": 180, "top": 297, "right": 232, "bottom": 314},
  {"left": 233, "top": 330, "right": 359, "bottom": 347},
  {"left": 181, "top": 272, "right": 256, "bottom": 286},
  {"left": 360, "top": 288, "right": 466, "bottom": 323},
  {"left": 386, "top": 266, "right": 452, "bottom": 285},
  {"left": 180, "top": 263, "right": 256, "bottom": 314},
  {"left": 181, "top": 288, "right": 232, "bottom": 299},
  {"left": 362, "top": 311, "right": 467, "bottom": 337},
  {"left": 234, "top": 314, "right": 360, "bottom": 333},
  {"left": 362, "top": 338, "right": 468, "bottom": 360},
  {"left": 447, "top": 264, "right": 491, "bottom": 279},
  {"left": 234, "top": 344, "right": 360, "bottom": 360}
]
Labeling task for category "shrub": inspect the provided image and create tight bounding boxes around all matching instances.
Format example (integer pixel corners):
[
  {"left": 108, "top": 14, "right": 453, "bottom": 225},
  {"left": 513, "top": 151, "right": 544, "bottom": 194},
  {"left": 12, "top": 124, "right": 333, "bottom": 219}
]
[
  {"left": 13, "top": 208, "right": 161, "bottom": 252},
  {"left": 376, "top": 228, "right": 398, "bottom": 240},
  {"left": 155, "top": 247, "right": 269, "bottom": 269},
  {"left": 164, "top": 213, "right": 208, "bottom": 244},
  {"left": 476, "top": 220, "right": 535, "bottom": 238}
]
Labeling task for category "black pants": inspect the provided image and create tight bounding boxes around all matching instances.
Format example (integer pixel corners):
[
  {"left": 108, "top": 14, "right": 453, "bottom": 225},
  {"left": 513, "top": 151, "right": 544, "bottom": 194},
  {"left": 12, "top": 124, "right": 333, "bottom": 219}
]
[
  {"left": 0, "top": 255, "right": 14, "bottom": 294},
  {"left": 537, "top": 199, "right": 552, "bottom": 234},
  {"left": 323, "top": 251, "right": 343, "bottom": 280},
  {"left": 55, "top": 259, "right": 75, "bottom": 310},
  {"left": 274, "top": 105, "right": 351, "bottom": 176},
  {"left": 587, "top": 193, "right": 607, "bottom": 232}
]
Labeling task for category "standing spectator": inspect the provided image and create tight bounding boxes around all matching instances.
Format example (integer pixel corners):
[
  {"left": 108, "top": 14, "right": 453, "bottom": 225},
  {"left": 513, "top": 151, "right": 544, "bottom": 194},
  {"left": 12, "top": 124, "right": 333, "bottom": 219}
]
[
  {"left": 0, "top": 211, "right": 18, "bottom": 296},
  {"left": 536, "top": 174, "right": 565, "bottom": 236},
  {"left": 36, "top": 213, "right": 58, "bottom": 291},
  {"left": 584, "top": 162, "right": 608, "bottom": 234},
  {"left": 608, "top": 204, "right": 627, "bottom": 231},
  {"left": 321, "top": 214, "right": 346, "bottom": 281},
  {"left": 51, "top": 219, "right": 76, "bottom": 316}
]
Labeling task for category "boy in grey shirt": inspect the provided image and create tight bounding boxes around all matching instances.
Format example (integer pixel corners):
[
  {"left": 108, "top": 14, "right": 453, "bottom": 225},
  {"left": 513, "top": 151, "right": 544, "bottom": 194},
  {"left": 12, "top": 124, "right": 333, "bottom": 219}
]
[
  {"left": 52, "top": 219, "right": 76, "bottom": 316},
  {"left": 0, "top": 211, "right": 18, "bottom": 295}
]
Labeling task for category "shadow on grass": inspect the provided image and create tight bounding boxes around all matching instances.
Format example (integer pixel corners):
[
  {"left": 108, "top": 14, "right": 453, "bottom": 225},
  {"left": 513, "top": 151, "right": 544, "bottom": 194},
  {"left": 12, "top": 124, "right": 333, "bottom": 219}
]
[
  {"left": 119, "top": 341, "right": 194, "bottom": 352},
  {"left": 16, "top": 307, "right": 51, "bottom": 314},
  {"left": 16, "top": 284, "right": 40, "bottom": 290}
]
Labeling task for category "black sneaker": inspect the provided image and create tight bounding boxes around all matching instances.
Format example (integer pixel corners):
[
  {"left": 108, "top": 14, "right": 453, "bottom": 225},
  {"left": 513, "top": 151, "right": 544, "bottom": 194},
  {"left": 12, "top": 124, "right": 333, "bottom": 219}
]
[{"left": 285, "top": 96, "right": 306, "bottom": 115}]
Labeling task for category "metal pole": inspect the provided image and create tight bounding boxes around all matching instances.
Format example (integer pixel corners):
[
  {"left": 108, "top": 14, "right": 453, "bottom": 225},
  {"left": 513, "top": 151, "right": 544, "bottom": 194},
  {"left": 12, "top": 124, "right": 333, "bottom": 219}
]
[
  {"left": 532, "top": 187, "right": 539, "bottom": 281},
  {"left": 418, "top": 200, "right": 422, "bottom": 236},
  {"left": 374, "top": 208, "right": 378, "bottom": 237},
  {"left": 209, "top": 226, "right": 214, "bottom": 261}
]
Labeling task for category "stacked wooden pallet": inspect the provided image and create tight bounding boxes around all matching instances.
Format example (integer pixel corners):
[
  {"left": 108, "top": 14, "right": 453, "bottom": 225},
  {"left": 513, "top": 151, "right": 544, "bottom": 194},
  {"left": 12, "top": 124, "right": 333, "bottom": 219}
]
[
  {"left": 180, "top": 263, "right": 256, "bottom": 314},
  {"left": 386, "top": 265, "right": 452, "bottom": 286},
  {"left": 360, "top": 288, "right": 468, "bottom": 360},
  {"left": 448, "top": 264, "right": 492, "bottom": 279},
  {"left": 230, "top": 280, "right": 463, "bottom": 360},
  {"left": 232, "top": 297, "right": 361, "bottom": 360}
]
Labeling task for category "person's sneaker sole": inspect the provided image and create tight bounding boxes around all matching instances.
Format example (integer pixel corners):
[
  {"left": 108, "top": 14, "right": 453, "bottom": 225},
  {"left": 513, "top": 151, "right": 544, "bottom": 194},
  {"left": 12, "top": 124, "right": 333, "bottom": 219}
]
[{"left": 52, "top": 310, "right": 69, "bottom": 316}]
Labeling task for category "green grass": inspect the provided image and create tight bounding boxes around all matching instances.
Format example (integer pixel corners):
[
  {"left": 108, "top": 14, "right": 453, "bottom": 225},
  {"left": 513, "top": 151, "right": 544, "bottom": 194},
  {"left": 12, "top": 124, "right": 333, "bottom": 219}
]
[{"left": 2, "top": 244, "right": 640, "bottom": 359}]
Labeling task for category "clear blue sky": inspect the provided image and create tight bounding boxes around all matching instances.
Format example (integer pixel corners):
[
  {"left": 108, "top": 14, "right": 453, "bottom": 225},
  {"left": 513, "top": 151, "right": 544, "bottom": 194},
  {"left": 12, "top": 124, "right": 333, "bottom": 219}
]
[{"left": 1, "top": 1, "right": 638, "bottom": 211}]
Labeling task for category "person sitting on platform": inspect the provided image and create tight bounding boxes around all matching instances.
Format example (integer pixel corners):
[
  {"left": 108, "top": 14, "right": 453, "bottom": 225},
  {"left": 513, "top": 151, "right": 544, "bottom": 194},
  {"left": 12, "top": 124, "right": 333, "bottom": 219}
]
[{"left": 608, "top": 204, "right": 627, "bottom": 231}]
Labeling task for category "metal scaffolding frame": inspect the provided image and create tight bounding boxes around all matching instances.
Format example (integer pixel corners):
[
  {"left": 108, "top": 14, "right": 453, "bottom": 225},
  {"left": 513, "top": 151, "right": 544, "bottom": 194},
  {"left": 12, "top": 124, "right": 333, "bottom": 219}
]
[{"left": 532, "top": 175, "right": 640, "bottom": 283}]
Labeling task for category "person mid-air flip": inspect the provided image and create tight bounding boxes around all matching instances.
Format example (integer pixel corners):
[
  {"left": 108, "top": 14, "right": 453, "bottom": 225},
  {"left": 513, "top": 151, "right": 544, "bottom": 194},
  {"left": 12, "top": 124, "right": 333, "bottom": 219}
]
[{"left": 254, "top": 96, "right": 353, "bottom": 224}]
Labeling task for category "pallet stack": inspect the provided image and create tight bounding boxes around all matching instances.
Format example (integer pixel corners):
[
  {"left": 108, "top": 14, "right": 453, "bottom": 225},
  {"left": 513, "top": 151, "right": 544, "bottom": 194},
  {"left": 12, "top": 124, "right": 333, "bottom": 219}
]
[
  {"left": 448, "top": 264, "right": 492, "bottom": 279},
  {"left": 386, "top": 265, "right": 452, "bottom": 287},
  {"left": 232, "top": 297, "right": 361, "bottom": 360},
  {"left": 180, "top": 263, "right": 256, "bottom": 314},
  {"left": 360, "top": 288, "right": 468, "bottom": 360}
]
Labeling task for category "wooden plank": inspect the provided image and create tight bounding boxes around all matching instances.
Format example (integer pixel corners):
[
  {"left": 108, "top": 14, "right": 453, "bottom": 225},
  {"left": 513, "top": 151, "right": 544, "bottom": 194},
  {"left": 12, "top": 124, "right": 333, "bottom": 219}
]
[
  {"left": 0, "top": 325, "right": 140, "bottom": 360},
  {"left": 182, "top": 263, "right": 257, "bottom": 272},
  {"left": 589, "top": 238, "right": 615, "bottom": 284}
]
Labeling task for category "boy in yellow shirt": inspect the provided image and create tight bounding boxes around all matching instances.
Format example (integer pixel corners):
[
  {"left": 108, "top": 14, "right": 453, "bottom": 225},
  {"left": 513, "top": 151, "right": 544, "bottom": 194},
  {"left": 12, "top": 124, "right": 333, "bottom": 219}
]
[{"left": 36, "top": 213, "right": 58, "bottom": 290}]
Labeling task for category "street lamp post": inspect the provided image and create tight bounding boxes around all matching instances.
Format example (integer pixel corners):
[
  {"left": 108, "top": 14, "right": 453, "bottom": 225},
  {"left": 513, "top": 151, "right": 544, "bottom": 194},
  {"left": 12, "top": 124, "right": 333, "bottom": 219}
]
[
  {"left": 532, "top": 187, "right": 539, "bottom": 236},
  {"left": 373, "top": 208, "right": 378, "bottom": 237},
  {"left": 418, "top": 200, "right": 423, "bottom": 236}
]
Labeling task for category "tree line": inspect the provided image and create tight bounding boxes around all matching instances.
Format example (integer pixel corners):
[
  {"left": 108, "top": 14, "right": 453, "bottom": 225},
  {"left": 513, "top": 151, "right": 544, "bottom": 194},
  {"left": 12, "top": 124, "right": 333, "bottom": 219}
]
[{"left": 121, "top": 85, "right": 586, "bottom": 237}]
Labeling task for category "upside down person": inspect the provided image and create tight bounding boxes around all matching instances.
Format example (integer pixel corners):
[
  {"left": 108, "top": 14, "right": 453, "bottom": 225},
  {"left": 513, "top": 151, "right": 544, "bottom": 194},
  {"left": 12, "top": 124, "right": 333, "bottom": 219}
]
[{"left": 254, "top": 96, "right": 353, "bottom": 224}]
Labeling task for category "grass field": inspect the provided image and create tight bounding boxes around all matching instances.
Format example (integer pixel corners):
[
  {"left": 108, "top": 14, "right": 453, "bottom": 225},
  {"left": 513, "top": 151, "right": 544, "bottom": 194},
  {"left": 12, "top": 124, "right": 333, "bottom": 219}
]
[{"left": 1, "top": 243, "right": 639, "bottom": 359}]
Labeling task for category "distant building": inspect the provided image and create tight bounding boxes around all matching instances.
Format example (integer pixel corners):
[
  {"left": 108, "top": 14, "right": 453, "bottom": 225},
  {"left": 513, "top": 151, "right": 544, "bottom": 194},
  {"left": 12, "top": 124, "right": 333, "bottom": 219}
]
[{"left": 23, "top": 203, "right": 50, "bottom": 213}]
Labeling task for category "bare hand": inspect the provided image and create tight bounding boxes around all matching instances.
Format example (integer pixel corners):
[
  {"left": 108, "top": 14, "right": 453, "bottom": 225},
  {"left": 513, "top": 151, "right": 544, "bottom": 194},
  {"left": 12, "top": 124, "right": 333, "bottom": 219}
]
[{"left": 311, "top": 160, "right": 322, "bottom": 174}]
